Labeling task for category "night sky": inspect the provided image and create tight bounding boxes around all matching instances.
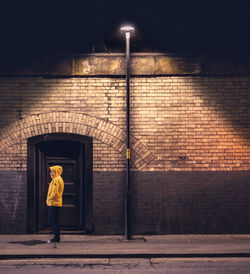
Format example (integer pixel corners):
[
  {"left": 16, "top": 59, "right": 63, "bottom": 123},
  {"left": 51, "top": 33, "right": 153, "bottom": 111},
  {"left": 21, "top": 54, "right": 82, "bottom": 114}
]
[{"left": 1, "top": 0, "right": 250, "bottom": 54}]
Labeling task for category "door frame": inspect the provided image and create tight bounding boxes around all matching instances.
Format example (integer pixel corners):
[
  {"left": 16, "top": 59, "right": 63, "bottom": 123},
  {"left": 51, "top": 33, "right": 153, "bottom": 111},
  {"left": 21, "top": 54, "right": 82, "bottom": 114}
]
[{"left": 27, "top": 133, "right": 93, "bottom": 234}]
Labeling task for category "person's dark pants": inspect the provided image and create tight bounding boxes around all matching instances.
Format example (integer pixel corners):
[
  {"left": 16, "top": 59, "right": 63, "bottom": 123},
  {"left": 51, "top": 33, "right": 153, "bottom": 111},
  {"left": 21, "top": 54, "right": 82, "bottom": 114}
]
[{"left": 48, "top": 206, "right": 60, "bottom": 241}]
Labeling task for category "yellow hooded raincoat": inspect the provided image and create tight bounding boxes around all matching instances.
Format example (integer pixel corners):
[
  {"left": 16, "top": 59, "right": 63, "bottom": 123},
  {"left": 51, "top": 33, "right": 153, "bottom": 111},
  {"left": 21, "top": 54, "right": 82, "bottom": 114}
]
[{"left": 46, "top": 165, "right": 64, "bottom": 207}]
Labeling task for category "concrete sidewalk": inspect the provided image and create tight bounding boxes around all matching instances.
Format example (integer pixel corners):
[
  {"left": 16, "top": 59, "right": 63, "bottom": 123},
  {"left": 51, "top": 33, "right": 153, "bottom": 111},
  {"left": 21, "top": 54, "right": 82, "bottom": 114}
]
[{"left": 1, "top": 234, "right": 250, "bottom": 259}]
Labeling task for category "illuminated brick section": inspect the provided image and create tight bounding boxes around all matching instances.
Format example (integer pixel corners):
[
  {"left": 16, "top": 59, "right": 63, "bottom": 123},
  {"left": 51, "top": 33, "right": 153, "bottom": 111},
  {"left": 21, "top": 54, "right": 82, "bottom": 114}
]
[
  {"left": 0, "top": 76, "right": 249, "bottom": 172},
  {"left": 130, "top": 77, "right": 250, "bottom": 171}
]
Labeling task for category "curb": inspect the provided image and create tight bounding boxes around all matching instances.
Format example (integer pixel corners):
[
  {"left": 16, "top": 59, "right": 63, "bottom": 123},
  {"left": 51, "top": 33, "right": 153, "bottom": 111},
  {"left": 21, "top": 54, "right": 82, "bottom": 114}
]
[{"left": 1, "top": 253, "right": 250, "bottom": 260}]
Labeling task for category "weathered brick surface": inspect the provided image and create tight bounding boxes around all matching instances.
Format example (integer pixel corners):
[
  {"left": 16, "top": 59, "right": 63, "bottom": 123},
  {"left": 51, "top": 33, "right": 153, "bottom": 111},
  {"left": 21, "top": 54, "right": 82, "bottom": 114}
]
[
  {"left": 130, "top": 171, "right": 250, "bottom": 234},
  {"left": 93, "top": 171, "right": 125, "bottom": 234},
  {"left": 0, "top": 73, "right": 249, "bottom": 233},
  {"left": 93, "top": 171, "right": 250, "bottom": 234},
  {"left": 0, "top": 170, "right": 26, "bottom": 233}
]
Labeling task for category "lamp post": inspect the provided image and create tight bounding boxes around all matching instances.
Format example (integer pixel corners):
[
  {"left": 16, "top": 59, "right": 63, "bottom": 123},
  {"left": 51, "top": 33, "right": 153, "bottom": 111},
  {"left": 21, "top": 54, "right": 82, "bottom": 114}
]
[{"left": 121, "top": 25, "right": 134, "bottom": 240}]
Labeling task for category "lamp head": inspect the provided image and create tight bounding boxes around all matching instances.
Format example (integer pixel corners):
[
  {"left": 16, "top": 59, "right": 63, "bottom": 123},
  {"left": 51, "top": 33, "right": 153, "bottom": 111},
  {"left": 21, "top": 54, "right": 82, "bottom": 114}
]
[
  {"left": 121, "top": 25, "right": 135, "bottom": 39},
  {"left": 121, "top": 25, "right": 135, "bottom": 33},
  {"left": 121, "top": 25, "right": 135, "bottom": 32}
]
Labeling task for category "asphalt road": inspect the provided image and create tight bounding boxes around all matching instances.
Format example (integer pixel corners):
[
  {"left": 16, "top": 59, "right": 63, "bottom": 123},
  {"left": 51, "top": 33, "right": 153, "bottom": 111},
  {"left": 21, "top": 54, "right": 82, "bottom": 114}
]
[{"left": 1, "top": 258, "right": 250, "bottom": 273}]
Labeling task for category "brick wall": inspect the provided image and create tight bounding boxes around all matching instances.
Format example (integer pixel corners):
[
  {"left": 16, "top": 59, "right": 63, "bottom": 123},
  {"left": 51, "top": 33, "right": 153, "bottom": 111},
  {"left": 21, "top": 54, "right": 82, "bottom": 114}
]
[
  {"left": 0, "top": 56, "right": 250, "bottom": 234},
  {"left": 131, "top": 76, "right": 250, "bottom": 171}
]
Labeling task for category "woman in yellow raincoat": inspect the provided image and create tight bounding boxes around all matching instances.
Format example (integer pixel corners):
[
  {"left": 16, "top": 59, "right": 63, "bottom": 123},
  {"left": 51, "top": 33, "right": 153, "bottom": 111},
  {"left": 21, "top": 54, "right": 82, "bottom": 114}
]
[{"left": 46, "top": 165, "right": 64, "bottom": 243}]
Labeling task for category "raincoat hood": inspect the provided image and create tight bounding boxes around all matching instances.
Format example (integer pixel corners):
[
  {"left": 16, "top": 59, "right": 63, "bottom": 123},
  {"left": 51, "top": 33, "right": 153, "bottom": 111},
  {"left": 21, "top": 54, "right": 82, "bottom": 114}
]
[
  {"left": 47, "top": 165, "right": 64, "bottom": 207},
  {"left": 49, "top": 165, "right": 63, "bottom": 178}
]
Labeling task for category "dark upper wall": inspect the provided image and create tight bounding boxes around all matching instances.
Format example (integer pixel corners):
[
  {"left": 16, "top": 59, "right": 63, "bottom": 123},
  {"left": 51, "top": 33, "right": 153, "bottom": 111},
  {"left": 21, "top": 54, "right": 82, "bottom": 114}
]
[
  {"left": 1, "top": 1, "right": 250, "bottom": 54},
  {"left": 1, "top": 53, "right": 250, "bottom": 77}
]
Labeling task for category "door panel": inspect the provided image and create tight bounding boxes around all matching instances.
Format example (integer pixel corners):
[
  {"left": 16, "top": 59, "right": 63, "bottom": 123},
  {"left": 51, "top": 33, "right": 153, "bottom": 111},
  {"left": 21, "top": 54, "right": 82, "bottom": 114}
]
[
  {"left": 46, "top": 159, "right": 79, "bottom": 228},
  {"left": 37, "top": 140, "right": 84, "bottom": 231}
]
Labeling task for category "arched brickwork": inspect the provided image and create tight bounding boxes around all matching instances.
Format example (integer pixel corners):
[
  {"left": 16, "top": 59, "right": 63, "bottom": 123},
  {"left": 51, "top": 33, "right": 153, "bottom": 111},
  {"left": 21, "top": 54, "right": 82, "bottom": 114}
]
[{"left": 0, "top": 111, "right": 154, "bottom": 170}]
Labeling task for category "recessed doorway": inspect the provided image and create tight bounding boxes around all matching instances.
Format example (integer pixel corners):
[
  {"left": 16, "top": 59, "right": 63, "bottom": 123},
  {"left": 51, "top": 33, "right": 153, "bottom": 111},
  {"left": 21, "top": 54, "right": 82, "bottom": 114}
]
[{"left": 27, "top": 133, "right": 93, "bottom": 233}]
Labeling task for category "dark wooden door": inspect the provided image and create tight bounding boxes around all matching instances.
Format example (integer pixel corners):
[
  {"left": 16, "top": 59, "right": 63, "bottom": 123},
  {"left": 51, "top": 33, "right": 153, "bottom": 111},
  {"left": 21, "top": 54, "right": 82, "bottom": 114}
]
[{"left": 37, "top": 140, "right": 84, "bottom": 231}]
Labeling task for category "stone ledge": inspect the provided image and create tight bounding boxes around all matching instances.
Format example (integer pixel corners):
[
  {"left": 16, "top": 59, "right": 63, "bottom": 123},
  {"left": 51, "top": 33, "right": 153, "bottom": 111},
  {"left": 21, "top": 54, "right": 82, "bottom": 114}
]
[{"left": 1, "top": 53, "right": 250, "bottom": 76}]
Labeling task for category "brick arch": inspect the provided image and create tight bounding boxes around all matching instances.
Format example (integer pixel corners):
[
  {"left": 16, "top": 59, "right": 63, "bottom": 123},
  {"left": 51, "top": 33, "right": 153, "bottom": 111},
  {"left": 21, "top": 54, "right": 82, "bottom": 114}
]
[{"left": 0, "top": 112, "right": 154, "bottom": 170}]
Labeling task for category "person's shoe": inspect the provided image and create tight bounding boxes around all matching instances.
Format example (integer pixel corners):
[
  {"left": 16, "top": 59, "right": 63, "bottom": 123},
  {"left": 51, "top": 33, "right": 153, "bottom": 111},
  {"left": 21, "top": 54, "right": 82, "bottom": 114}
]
[{"left": 47, "top": 238, "right": 60, "bottom": 243}]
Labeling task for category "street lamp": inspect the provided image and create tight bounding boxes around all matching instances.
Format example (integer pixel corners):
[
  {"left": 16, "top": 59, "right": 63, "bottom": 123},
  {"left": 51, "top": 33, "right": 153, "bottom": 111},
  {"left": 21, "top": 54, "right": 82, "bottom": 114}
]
[{"left": 121, "top": 24, "right": 135, "bottom": 240}]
